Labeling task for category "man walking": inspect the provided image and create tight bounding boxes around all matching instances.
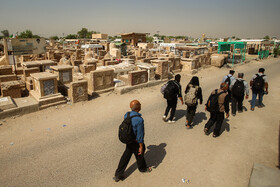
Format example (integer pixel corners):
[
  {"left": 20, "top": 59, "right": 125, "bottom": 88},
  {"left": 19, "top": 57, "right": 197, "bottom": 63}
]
[
  {"left": 162, "top": 74, "right": 184, "bottom": 123},
  {"left": 204, "top": 83, "right": 230, "bottom": 137},
  {"left": 250, "top": 68, "right": 268, "bottom": 111},
  {"left": 230, "top": 73, "right": 249, "bottom": 116},
  {"left": 222, "top": 70, "right": 235, "bottom": 101},
  {"left": 114, "top": 100, "right": 151, "bottom": 182}
]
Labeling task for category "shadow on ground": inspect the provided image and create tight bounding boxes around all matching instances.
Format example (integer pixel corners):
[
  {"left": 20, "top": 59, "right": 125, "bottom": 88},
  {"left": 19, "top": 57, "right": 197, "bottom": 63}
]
[
  {"left": 124, "top": 143, "right": 167, "bottom": 178},
  {"left": 192, "top": 112, "right": 207, "bottom": 126},
  {"left": 206, "top": 118, "right": 230, "bottom": 136}
]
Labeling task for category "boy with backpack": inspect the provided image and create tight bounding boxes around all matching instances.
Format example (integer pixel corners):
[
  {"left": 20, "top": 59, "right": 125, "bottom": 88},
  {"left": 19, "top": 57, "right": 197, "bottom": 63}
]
[
  {"left": 184, "top": 76, "right": 203, "bottom": 129},
  {"left": 250, "top": 68, "right": 268, "bottom": 111},
  {"left": 162, "top": 74, "right": 184, "bottom": 123},
  {"left": 222, "top": 70, "right": 235, "bottom": 101},
  {"left": 204, "top": 83, "right": 230, "bottom": 137},
  {"left": 229, "top": 73, "right": 249, "bottom": 116},
  {"left": 114, "top": 100, "right": 151, "bottom": 182}
]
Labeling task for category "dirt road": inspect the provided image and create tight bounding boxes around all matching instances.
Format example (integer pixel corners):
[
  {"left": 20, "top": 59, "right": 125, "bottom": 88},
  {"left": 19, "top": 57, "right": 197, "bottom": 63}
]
[{"left": 0, "top": 58, "right": 279, "bottom": 186}]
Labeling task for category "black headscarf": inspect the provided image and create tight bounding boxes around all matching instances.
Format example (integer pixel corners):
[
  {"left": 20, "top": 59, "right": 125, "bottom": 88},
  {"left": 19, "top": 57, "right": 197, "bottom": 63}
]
[{"left": 189, "top": 76, "right": 199, "bottom": 86}]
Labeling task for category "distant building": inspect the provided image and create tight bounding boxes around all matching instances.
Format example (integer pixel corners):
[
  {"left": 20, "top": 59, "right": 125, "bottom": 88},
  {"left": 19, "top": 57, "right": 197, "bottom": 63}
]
[
  {"left": 121, "top": 32, "right": 149, "bottom": 46},
  {"left": 92, "top": 34, "right": 108, "bottom": 40}
]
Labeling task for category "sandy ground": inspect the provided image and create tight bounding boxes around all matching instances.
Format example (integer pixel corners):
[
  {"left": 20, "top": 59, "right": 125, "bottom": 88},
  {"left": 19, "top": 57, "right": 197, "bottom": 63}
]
[{"left": 0, "top": 57, "right": 279, "bottom": 187}]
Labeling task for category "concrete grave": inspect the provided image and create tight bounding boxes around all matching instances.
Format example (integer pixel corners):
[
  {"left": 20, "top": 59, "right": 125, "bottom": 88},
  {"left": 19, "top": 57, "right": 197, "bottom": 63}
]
[
  {"left": 79, "top": 64, "right": 96, "bottom": 74},
  {"left": 180, "top": 58, "right": 198, "bottom": 74},
  {"left": 0, "top": 74, "right": 17, "bottom": 83},
  {"left": 21, "top": 61, "right": 41, "bottom": 70},
  {"left": 37, "top": 60, "right": 57, "bottom": 72},
  {"left": 23, "top": 67, "right": 40, "bottom": 81},
  {"left": 136, "top": 62, "right": 156, "bottom": 81},
  {"left": 51, "top": 65, "right": 73, "bottom": 85},
  {"left": 211, "top": 54, "right": 227, "bottom": 67},
  {"left": 128, "top": 70, "right": 148, "bottom": 86},
  {"left": 0, "top": 65, "right": 13, "bottom": 75},
  {"left": 1, "top": 80, "right": 25, "bottom": 98},
  {"left": 29, "top": 72, "right": 66, "bottom": 109},
  {"left": 0, "top": 96, "right": 17, "bottom": 111},
  {"left": 151, "top": 60, "right": 169, "bottom": 80},
  {"left": 68, "top": 80, "right": 88, "bottom": 103},
  {"left": 84, "top": 69, "right": 114, "bottom": 94}
]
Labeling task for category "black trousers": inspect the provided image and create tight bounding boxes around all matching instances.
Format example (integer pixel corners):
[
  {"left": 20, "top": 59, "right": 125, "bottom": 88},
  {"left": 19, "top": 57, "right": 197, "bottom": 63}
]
[
  {"left": 115, "top": 142, "right": 147, "bottom": 177},
  {"left": 231, "top": 95, "right": 244, "bottom": 114},
  {"left": 205, "top": 112, "right": 224, "bottom": 136},
  {"left": 186, "top": 105, "right": 197, "bottom": 125},
  {"left": 164, "top": 98, "right": 177, "bottom": 121}
]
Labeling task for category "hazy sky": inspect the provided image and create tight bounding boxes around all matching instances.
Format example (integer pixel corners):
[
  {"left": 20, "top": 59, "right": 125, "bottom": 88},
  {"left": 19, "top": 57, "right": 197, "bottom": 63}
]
[{"left": 1, "top": 0, "right": 280, "bottom": 38}]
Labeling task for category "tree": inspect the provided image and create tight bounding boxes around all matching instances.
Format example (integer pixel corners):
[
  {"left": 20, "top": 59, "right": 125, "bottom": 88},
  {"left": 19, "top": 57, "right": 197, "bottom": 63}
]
[
  {"left": 146, "top": 36, "right": 153, "bottom": 43},
  {"left": 50, "top": 36, "right": 59, "bottom": 40},
  {"left": 77, "top": 28, "right": 88, "bottom": 39},
  {"left": 263, "top": 35, "right": 270, "bottom": 40},
  {"left": 18, "top": 30, "right": 40, "bottom": 38},
  {"left": 65, "top": 34, "right": 77, "bottom": 39},
  {"left": 1, "top": 30, "right": 10, "bottom": 38}
]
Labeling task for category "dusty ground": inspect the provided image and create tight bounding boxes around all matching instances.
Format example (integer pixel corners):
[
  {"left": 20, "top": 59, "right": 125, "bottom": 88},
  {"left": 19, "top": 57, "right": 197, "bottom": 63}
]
[{"left": 0, "top": 57, "right": 279, "bottom": 187}]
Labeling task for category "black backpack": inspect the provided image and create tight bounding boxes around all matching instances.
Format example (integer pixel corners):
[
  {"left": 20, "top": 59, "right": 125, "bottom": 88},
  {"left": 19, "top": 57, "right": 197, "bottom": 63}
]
[
  {"left": 206, "top": 89, "right": 225, "bottom": 112},
  {"left": 118, "top": 112, "right": 138, "bottom": 144},
  {"left": 252, "top": 74, "right": 265, "bottom": 92},
  {"left": 164, "top": 80, "right": 179, "bottom": 100},
  {"left": 225, "top": 75, "right": 231, "bottom": 85},
  {"left": 232, "top": 80, "right": 245, "bottom": 97}
]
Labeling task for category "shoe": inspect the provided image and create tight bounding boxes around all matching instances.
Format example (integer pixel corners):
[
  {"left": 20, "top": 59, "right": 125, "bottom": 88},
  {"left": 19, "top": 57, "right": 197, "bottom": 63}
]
[
  {"left": 251, "top": 108, "right": 254, "bottom": 111},
  {"left": 238, "top": 110, "right": 243, "bottom": 113},
  {"left": 204, "top": 128, "right": 209, "bottom": 135},
  {"left": 232, "top": 113, "right": 236, "bottom": 116},
  {"left": 141, "top": 167, "right": 152, "bottom": 173},
  {"left": 258, "top": 104, "right": 265, "bottom": 108},
  {"left": 213, "top": 134, "right": 219, "bottom": 138},
  {"left": 168, "top": 120, "right": 176, "bottom": 124},
  {"left": 162, "top": 115, "right": 167, "bottom": 121},
  {"left": 185, "top": 120, "right": 189, "bottom": 126},
  {"left": 186, "top": 125, "right": 192, "bottom": 129},
  {"left": 113, "top": 175, "right": 124, "bottom": 182}
]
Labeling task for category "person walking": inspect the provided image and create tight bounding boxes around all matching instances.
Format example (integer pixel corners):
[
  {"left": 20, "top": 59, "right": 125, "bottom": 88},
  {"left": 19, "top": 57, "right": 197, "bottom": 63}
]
[
  {"left": 114, "top": 100, "right": 151, "bottom": 182},
  {"left": 162, "top": 74, "right": 184, "bottom": 123},
  {"left": 250, "top": 68, "right": 268, "bottom": 111},
  {"left": 204, "top": 83, "right": 230, "bottom": 137},
  {"left": 222, "top": 70, "right": 235, "bottom": 101},
  {"left": 184, "top": 76, "right": 203, "bottom": 129},
  {"left": 229, "top": 73, "right": 249, "bottom": 116}
]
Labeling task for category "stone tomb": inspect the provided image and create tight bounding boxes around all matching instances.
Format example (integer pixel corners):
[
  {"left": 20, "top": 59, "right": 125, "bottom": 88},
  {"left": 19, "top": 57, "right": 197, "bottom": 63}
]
[
  {"left": 50, "top": 65, "right": 73, "bottom": 85},
  {"left": 180, "top": 58, "right": 198, "bottom": 74},
  {"left": 1, "top": 81, "right": 25, "bottom": 98},
  {"left": 136, "top": 62, "right": 156, "bottom": 81},
  {"left": 79, "top": 64, "right": 96, "bottom": 74},
  {"left": 23, "top": 67, "right": 40, "bottom": 81},
  {"left": 0, "top": 96, "right": 17, "bottom": 111},
  {"left": 0, "top": 65, "right": 13, "bottom": 75},
  {"left": 68, "top": 80, "right": 88, "bottom": 103},
  {"left": 29, "top": 72, "right": 66, "bottom": 109},
  {"left": 151, "top": 60, "right": 169, "bottom": 80},
  {"left": 21, "top": 61, "right": 41, "bottom": 70},
  {"left": 37, "top": 60, "right": 57, "bottom": 72},
  {"left": 128, "top": 70, "right": 148, "bottom": 86},
  {"left": 84, "top": 69, "right": 114, "bottom": 94}
]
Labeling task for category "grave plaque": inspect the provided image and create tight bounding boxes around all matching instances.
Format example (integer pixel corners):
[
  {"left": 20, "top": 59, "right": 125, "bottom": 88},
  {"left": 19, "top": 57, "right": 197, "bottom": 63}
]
[
  {"left": 77, "top": 87, "right": 84, "bottom": 96},
  {"left": 63, "top": 71, "right": 70, "bottom": 82},
  {"left": 43, "top": 80, "right": 55, "bottom": 96}
]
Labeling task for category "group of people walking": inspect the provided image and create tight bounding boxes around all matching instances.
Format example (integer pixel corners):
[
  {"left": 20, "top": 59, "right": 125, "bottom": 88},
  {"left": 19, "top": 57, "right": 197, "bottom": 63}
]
[
  {"left": 162, "top": 68, "right": 268, "bottom": 137},
  {"left": 113, "top": 68, "right": 268, "bottom": 182}
]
